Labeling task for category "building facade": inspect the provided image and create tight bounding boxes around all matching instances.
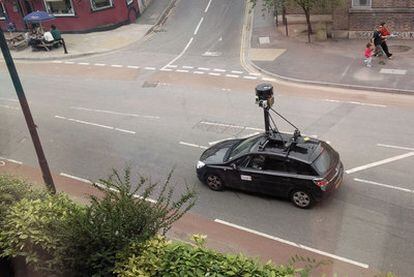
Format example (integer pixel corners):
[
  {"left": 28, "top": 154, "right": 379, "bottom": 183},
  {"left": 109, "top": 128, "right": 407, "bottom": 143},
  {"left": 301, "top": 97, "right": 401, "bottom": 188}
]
[{"left": 0, "top": 0, "right": 150, "bottom": 33}]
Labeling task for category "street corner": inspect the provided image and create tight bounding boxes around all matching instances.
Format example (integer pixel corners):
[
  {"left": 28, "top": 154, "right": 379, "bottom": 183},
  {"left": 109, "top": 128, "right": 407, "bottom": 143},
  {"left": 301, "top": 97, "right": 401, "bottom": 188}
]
[{"left": 249, "top": 48, "right": 286, "bottom": 62}]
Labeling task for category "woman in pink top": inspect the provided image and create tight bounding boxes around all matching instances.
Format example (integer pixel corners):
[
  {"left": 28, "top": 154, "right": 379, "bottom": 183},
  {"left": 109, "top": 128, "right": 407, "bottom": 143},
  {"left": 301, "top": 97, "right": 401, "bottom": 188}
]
[{"left": 364, "top": 42, "right": 374, "bottom": 67}]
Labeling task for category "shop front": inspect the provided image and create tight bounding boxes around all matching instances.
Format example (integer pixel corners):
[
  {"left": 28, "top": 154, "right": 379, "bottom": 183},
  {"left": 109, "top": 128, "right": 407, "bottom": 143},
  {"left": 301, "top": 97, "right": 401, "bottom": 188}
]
[{"left": 0, "top": 0, "right": 140, "bottom": 33}]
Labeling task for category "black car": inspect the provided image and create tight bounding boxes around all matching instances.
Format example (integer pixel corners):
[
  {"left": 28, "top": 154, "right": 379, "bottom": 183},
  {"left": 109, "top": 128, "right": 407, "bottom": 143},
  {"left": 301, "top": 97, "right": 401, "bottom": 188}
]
[{"left": 196, "top": 133, "right": 343, "bottom": 208}]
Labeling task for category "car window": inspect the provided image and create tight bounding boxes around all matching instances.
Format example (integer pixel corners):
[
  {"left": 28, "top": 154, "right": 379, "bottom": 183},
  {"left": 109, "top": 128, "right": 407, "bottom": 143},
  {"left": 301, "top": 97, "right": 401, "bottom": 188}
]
[
  {"left": 227, "top": 136, "right": 260, "bottom": 161},
  {"left": 264, "top": 155, "right": 286, "bottom": 172},
  {"left": 287, "top": 160, "right": 315, "bottom": 175},
  {"left": 245, "top": 155, "right": 265, "bottom": 170},
  {"left": 313, "top": 150, "right": 331, "bottom": 175}
]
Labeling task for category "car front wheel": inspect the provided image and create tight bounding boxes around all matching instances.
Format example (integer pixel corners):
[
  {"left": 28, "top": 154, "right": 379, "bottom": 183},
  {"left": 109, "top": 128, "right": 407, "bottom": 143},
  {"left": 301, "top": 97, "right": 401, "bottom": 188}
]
[
  {"left": 291, "top": 190, "right": 314, "bottom": 209},
  {"left": 205, "top": 174, "right": 225, "bottom": 191}
]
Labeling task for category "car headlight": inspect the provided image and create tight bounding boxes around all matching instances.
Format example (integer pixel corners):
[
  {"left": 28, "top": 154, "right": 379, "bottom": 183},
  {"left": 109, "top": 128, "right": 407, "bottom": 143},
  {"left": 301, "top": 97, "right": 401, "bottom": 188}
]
[{"left": 196, "top": 161, "right": 205, "bottom": 169}]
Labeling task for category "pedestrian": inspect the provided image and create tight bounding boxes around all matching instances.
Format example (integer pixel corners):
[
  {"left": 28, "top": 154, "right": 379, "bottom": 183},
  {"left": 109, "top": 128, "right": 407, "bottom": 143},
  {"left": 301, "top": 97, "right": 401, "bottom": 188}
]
[
  {"left": 379, "top": 22, "right": 393, "bottom": 59},
  {"left": 372, "top": 25, "right": 386, "bottom": 65},
  {"left": 50, "top": 25, "right": 61, "bottom": 41},
  {"left": 364, "top": 42, "right": 374, "bottom": 67}
]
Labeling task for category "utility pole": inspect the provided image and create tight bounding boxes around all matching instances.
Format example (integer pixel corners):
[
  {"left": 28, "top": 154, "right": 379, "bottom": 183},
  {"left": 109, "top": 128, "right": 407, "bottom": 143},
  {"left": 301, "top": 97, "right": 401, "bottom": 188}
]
[{"left": 0, "top": 28, "right": 56, "bottom": 194}]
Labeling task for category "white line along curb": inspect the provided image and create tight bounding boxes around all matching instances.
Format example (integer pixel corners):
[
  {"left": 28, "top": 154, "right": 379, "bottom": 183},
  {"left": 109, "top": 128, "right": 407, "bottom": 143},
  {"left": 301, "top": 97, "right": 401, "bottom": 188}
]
[
  {"left": 214, "top": 219, "right": 369, "bottom": 269},
  {"left": 0, "top": 156, "right": 23, "bottom": 165}
]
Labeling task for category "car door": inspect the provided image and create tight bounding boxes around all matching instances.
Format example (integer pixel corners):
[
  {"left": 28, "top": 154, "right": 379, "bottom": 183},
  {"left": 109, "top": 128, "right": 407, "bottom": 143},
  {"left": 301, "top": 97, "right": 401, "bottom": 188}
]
[
  {"left": 226, "top": 154, "right": 265, "bottom": 193},
  {"left": 258, "top": 155, "right": 293, "bottom": 197}
]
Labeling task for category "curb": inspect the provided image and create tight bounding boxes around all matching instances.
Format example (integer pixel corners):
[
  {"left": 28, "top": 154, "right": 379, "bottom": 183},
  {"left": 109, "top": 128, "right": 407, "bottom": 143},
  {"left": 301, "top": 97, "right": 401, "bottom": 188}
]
[
  {"left": 242, "top": 4, "right": 414, "bottom": 96},
  {"left": 144, "top": 0, "right": 178, "bottom": 36}
]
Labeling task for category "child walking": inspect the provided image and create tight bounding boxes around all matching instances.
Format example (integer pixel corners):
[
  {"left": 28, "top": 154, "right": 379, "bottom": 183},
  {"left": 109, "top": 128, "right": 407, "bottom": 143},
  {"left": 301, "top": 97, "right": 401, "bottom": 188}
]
[{"left": 364, "top": 42, "right": 374, "bottom": 67}]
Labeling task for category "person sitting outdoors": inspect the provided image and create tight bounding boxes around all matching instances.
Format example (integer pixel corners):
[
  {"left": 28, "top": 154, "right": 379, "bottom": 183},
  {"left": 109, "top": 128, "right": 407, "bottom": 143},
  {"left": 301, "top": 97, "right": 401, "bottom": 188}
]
[
  {"left": 43, "top": 31, "right": 54, "bottom": 43},
  {"left": 50, "top": 25, "right": 61, "bottom": 41}
]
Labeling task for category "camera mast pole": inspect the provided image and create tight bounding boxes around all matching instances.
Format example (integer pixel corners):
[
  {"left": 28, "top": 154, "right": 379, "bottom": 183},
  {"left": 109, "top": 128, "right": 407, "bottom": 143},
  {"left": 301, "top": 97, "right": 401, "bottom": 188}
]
[{"left": 255, "top": 83, "right": 274, "bottom": 135}]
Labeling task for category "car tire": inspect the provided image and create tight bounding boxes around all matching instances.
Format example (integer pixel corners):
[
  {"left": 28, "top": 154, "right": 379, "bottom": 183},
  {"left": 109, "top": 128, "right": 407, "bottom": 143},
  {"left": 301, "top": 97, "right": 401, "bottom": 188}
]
[
  {"left": 290, "top": 190, "right": 314, "bottom": 209},
  {"left": 205, "top": 174, "right": 225, "bottom": 191}
]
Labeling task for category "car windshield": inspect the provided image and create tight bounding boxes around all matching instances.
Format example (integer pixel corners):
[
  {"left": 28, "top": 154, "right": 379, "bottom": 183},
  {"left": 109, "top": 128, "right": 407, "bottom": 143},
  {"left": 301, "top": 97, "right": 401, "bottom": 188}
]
[
  {"left": 226, "top": 135, "right": 260, "bottom": 161},
  {"left": 313, "top": 149, "right": 332, "bottom": 175}
]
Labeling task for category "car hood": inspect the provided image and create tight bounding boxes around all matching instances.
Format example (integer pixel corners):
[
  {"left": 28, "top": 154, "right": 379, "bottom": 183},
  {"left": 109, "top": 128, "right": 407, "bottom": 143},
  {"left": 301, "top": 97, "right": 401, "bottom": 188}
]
[{"left": 200, "top": 139, "right": 240, "bottom": 164}]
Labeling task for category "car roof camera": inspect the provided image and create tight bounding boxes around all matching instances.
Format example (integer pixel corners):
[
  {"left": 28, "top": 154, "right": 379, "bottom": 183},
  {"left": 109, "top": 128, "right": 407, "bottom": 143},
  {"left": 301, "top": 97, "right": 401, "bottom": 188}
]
[{"left": 255, "top": 83, "right": 301, "bottom": 153}]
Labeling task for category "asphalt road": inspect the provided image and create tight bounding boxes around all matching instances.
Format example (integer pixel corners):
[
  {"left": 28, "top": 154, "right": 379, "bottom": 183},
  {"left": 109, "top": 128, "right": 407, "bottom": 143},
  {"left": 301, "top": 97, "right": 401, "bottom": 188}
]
[{"left": 1, "top": 0, "right": 414, "bottom": 275}]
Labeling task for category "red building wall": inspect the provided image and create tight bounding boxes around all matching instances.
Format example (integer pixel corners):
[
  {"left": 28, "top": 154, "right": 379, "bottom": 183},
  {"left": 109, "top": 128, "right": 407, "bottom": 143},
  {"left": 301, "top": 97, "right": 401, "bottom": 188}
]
[{"left": 0, "top": 0, "right": 140, "bottom": 33}]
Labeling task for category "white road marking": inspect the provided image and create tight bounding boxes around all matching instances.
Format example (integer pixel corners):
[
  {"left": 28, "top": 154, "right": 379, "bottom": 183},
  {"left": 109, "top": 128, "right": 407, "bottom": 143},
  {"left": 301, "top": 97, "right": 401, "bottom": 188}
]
[
  {"left": 166, "top": 65, "right": 177, "bottom": 68},
  {"left": 243, "top": 76, "right": 257, "bottom": 80},
  {"left": 354, "top": 178, "right": 413, "bottom": 193},
  {"left": 225, "top": 74, "right": 239, "bottom": 78},
  {"left": 55, "top": 115, "right": 136, "bottom": 134},
  {"left": 346, "top": 152, "right": 414, "bottom": 174},
  {"left": 193, "top": 71, "right": 205, "bottom": 75},
  {"left": 208, "top": 132, "right": 262, "bottom": 145},
  {"left": 214, "top": 219, "right": 369, "bottom": 269},
  {"left": 380, "top": 68, "right": 407, "bottom": 75},
  {"left": 52, "top": 60, "right": 63, "bottom": 63},
  {"left": 160, "top": 68, "right": 173, "bottom": 72},
  {"left": 377, "top": 144, "right": 414, "bottom": 151},
  {"left": 208, "top": 72, "right": 221, "bottom": 76},
  {"left": 261, "top": 77, "right": 276, "bottom": 82},
  {"left": 200, "top": 121, "right": 263, "bottom": 131},
  {"left": 144, "top": 66, "right": 156, "bottom": 70},
  {"left": 0, "top": 156, "right": 23, "bottom": 165},
  {"left": 176, "top": 69, "right": 189, "bottom": 73},
  {"left": 249, "top": 72, "right": 261, "bottom": 76},
  {"left": 78, "top": 62, "right": 90, "bottom": 65},
  {"left": 0, "top": 104, "right": 19, "bottom": 110},
  {"left": 198, "top": 67, "right": 210, "bottom": 71},
  {"left": 163, "top": 37, "right": 194, "bottom": 69},
  {"left": 111, "top": 64, "right": 123, "bottom": 68},
  {"left": 179, "top": 141, "right": 208, "bottom": 149},
  {"left": 182, "top": 66, "right": 194, "bottom": 69},
  {"left": 0, "top": 97, "right": 18, "bottom": 102},
  {"left": 60, "top": 173, "right": 156, "bottom": 203},
  {"left": 64, "top": 61, "right": 75, "bottom": 64},
  {"left": 127, "top": 65, "right": 139, "bottom": 69},
  {"left": 204, "top": 0, "right": 212, "bottom": 12},
  {"left": 324, "top": 99, "right": 386, "bottom": 108},
  {"left": 231, "top": 70, "right": 243, "bottom": 74},
  {"left": 70, "top": 106, "right": 160, "bottom": 119},
  {"left": 94, "top": 63, "right": 106, "bottom": 66},
  {"left": 194, "top": 17, "right": 204, "bottom": 35},
  {"left": 213, "top": 68, "right": 226, "bottom": 72}
]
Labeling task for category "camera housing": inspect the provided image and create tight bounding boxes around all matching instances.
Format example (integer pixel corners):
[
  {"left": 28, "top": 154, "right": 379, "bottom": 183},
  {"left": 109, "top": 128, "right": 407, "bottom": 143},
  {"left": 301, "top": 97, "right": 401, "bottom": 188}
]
[{"left": 255, "top": 83, "right": 274, "bottom": 108}]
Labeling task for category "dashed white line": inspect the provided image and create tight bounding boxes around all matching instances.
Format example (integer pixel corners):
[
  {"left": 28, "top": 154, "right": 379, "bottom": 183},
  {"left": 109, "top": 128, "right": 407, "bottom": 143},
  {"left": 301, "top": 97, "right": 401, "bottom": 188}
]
[
  {"left": 160, "top": 68, "right": 173, "bottom": 71},
  {"left": 354, "top": 178, "right": 413, "bottom": 193},
  {"left": 214, "top": 219, "right": 369, "bottom": 269},
  {"left": 163, "top": 37, "right": 194, "bottom": 69},
  {"left": 64, "top": 61, "right": 75, "bottom": 64},
  {"left": 94, "top": 63, "right": 106, "bottom": 66},
  {"left": 198, "top": 67, "right": 210, "bottom": 71},
  {"left": 243, "top": 76, "right": 257, "bottom": 80},
  {"left": 200, "top": 121, "right": 263, "bottom": 131},
  {"left": 127, "top": 65, "right": 140, "bottom": 69},
  {"left": 55, "top": 115, "right": 136, "bottom": 134},
  {"left": 179, "top": 141, "right": 208, "bottom": 149},
  {"left": 70, "top": 106, "right": 160, "bottom": 119},
  {"left": 115, "top": 128, "right": 136, "bottom": 134},
  {"left": 78, "top": 62, "right": 90, "bottom": 65},
  {"left": 166, "top": 65, "right": 177, "bottom": 68},
  {"left": 52, "top": 60, "right": 63, "bottom": 63},
  {"left": 324, "top": 99, "right": 386, "bottom": 108},
  {"left": 231, "top": 70, "right": 243, "bottom": 74},
  {"left": 377, "top": 144, "right": 414, "bottom": 151},
  {"left": 176, "top": 69, "right": 189, "bottom": 73},
  {"left": 0, "top": 104, "right": 19, "bottom": 110},
  {"left": 194, "top": 17, "right": 204, "bottom": 35},
  {"left": 193, "top": 71, "right": 205, "bottom": 75},
  {"left": 111, "top": 64, "right": 123, "bottom": 68},
  {"left": 261, "top": 77, "right": 276, "bottom": 82},
  {"left": 213, "top": 68, "right": 226, "bottom": 72},
  {"left": 204, "top": 0, "right": 212, "bottom": 12},
  {"left": 225, "top": 74, "right": 239, "bottom": 78},
  {"left": 249, "top": 72, "right": 261, "bottom": 76},
  {"left": 345, "top": 152, "right": 414, "bottom": 174},
  {"left": 144, "top": 67, "right": 156, "bottom": 70},
  {"left": 182, "top": 66, "right": 194, "bottom": 69},
  {"left": 0, "top": 156, "right": 23, "bottom": 165},
  {"left": 208, "top": 72, "right": 221, "bottom": 76}
]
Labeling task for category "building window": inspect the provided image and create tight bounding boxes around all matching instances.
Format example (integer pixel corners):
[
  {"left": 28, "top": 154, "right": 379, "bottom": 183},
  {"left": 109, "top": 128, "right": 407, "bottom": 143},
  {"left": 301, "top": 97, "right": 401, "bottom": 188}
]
[
  {"left": 352, "top": 0, "right": 371, "bottom": 7},
  {"left": 91, "top": 0, "right": 113, "bottom": 11},
  {"left": 44, "top": 0, "right": 75, "bottom": 16},
  {"left": 0, "top": 2, "right": 6, "bottom": 20}
]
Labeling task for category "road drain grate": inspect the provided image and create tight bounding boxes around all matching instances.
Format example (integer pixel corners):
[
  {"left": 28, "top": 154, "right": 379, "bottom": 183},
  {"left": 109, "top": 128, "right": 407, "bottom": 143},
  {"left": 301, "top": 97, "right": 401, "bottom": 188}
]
[{"left": 142, "top": 81, "right": 159, "bottom": 88}]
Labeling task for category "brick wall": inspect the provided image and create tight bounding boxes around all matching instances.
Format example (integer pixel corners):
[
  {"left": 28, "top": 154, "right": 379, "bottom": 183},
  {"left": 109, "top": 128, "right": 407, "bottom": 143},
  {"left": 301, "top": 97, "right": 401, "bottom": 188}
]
[
  {"left": 349, "top": 11, "right": 414, "bottom": 31},
  {"left": 372, "top": 0, "right": 414, "bottom": 8}
]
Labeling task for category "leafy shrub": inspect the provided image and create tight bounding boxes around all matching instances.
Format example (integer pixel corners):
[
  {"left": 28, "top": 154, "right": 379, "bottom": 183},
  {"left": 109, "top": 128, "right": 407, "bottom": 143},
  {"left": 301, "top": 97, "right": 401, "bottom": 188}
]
[
  {"left": 0, "top": 175, "right": 47, "bottom": 226},
  {"left": 115, "top": 235, "right": 297, "bottom": 277},
  {"left": 0, "top": 193, "right": 82, "bottom": 275},
  {"left": 64, "top": 168, "right": 196, "bottom": 277}
]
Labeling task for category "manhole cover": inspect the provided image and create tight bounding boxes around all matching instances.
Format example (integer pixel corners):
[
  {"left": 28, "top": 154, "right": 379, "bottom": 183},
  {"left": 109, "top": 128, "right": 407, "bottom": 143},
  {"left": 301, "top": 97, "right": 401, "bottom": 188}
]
[
  {"left": 142, "top": 81, "right": 159, "bottom": 88},
  {"left": 390, "top": 45, "right": 411, "bottom": 53}
]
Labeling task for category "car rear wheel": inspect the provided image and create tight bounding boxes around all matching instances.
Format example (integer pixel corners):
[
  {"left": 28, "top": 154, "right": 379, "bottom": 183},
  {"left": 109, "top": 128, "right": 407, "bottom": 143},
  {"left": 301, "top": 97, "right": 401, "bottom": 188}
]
[
  {"left": 205, "top": 174, "right": 225, "bottom": 191},
  {"left": 291, "top": 190, "right": 314, "bottom": 209}
]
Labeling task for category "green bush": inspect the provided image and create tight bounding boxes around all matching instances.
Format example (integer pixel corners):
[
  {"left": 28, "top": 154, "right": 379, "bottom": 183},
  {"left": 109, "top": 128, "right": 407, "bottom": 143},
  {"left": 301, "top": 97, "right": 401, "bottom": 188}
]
[
  {"left": 0, "top": 175, "right": 47, "bottom": 226},
  {"left": 64, "top": 168, "right": 196, "bottom": 277},
  {"left": 115, "top": 235, "right": 297, "bottom": 277},
  {"left": 0, "top": 193, "right": 82, "bottom": 275}
]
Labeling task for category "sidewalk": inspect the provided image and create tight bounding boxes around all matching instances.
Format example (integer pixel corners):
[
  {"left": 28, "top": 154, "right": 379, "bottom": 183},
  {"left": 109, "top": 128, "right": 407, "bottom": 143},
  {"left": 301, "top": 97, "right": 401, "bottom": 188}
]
[
  {"left": 0, "top": 160, "right": 379, "bottom": 276},
  {"left": 248, "top": 4, "right": 414, "bottom": 94},
  {"left": 2, "top": 0, "right": 175, "bottom": 61}
]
